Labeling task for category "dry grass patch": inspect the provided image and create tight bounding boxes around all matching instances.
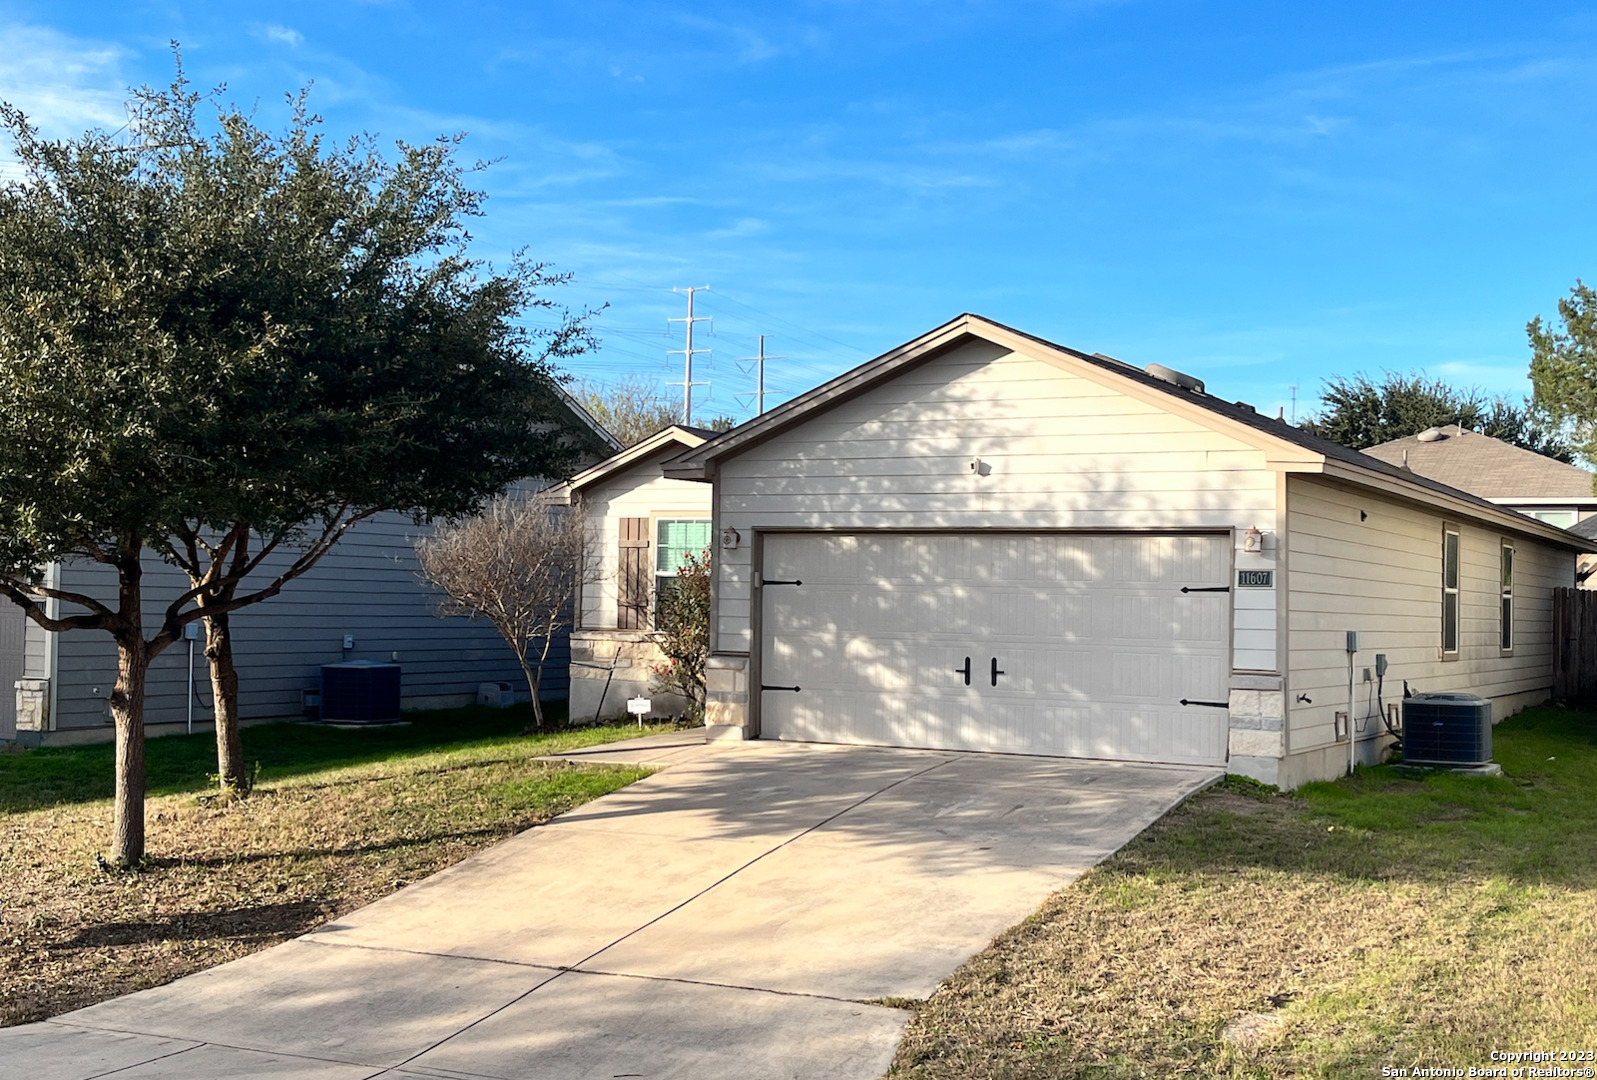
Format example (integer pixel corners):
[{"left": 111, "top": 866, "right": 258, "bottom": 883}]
[
  {"left": 887, "top": 708, "right": 1597, "bottom": 1079},
  {"left": 0, "top": 711, "right": 661, "bottom": 1026}
]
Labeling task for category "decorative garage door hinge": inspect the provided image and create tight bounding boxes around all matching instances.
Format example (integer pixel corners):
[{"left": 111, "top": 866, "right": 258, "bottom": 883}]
[
  {"left": 1179, "top": 698, "right": 1230, "bottom": 708},
  {"left": 761, "top": 684, "right": 801, "bottom": 692},
  {"left": 762, "top": 578, "right": 802, "bottom": 587},
  {"left": 1180, "top": 585, "right": 1231, "bottom": 593}
]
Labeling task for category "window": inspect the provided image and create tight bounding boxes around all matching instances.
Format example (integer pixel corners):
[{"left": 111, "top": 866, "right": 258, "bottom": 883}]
[
  {"left": 1525, "top": 508, "right": 1579, "bottom": 529},
  {"left": 1501, "top": 542, "right": 1515, "bottom": 651},
  {"left": 655, "top": 519, "right": 712, "bottom": 612},
  {"left": 1442, "top": 526, "right": 1460, "bottom": 655}
]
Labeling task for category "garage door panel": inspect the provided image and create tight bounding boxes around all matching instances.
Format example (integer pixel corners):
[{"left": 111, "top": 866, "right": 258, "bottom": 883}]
[{"left": 763, "top": 533, "right": 1231, "bottom": 766}]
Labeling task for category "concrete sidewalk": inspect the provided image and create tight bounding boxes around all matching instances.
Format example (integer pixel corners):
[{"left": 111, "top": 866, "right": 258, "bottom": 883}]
[{"left": 2, "top": 733, "right": 1219, "bottom": 1079}]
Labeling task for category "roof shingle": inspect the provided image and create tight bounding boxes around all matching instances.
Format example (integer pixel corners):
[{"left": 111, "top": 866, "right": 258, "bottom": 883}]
[{"left": 1361, "top": 425, "right": 1594, "bottom": 499}]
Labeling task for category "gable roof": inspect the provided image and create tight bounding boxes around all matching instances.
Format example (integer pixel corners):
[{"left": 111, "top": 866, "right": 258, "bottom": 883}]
[
  {"left": 543, "top": 425, "right": 715, "bottom": 504},
  {"left": 663, "top": 313, "right": 1596, "bottom": 552},
  {"left": 550, "top": 383, "right": 624, "bottom": 455},
  {"left": 1361, "top": 425, "right": 1594, "bottom": 500}
]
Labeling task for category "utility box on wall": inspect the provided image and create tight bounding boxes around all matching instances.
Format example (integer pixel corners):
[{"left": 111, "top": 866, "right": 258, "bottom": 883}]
[{"left": 320, "top": 661, "right": 401, "bottom": 724}]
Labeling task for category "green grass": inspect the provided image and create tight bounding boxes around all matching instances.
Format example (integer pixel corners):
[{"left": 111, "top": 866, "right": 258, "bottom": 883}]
[
  {"left": 0, "top": 700, "right": 674, "bottom": 813},
  {"left": 0, "top": 704, "right": 670, "bottom": 1026},
  {"left": 887, "top": 706, "right": 1597, "bottom": 1080}
]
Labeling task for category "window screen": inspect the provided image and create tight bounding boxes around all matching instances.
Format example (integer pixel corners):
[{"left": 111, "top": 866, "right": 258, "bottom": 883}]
[
  {"left": 1501, "top": 542, "right": 1514, "bottom": 650},
  {"left": 1442, "top": 527, "right": 1460, "bottom": 654},
  {"left": 656, "top": 519, "right": 712, "bottom": 575}
]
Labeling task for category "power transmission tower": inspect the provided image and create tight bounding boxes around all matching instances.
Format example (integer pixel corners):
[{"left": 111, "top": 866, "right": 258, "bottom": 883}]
[
  {"left": 736, "top": 335, "right": 786, "bottom": 416},
  {"left": 668, "top": 286, "right": 712, "bottom": 424}
]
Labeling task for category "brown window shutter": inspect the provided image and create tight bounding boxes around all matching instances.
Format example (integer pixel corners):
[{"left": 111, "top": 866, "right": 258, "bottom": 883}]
[{"left": 617, "top": 517, "right": 651, "bottom": 629}]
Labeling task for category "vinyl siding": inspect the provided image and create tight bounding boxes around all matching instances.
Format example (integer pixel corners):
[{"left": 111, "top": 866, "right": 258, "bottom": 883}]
[
  {"left": 714, "top": 339, "right": 1279, "bottom": 655},
  {"left": 44, "top": 506, "right": 578, "bottom": 732},
  {"left": 579, "top": 460, "right": 714, "bottom": 631},
  {"left": 1285, "top": 474, "right": 1571, "bottom": 752}
]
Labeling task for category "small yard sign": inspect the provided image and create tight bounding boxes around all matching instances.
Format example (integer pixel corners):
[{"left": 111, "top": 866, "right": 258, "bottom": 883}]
[{"left": 626, "top": 697, "right": 652, "bottom": 727}]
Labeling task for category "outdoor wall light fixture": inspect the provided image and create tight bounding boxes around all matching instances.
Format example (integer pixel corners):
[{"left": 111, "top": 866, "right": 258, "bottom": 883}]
[
  {"left": 1242, "top": 526, "right": 1263, "bottom": 553},
  {"left": 721, "top": 526, "right": 742, "bottom": 550}
]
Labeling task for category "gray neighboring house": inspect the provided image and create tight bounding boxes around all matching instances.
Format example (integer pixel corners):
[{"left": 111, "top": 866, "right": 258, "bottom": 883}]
[
  {"left": 1363, "top": 425, "right": 1597, "bottom": 586},
  {"left": 0, "top": 394, "right": 619, "bottom": 746}
]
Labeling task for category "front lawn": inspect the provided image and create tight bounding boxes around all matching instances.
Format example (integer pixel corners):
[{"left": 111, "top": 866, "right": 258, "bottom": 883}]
[
  {"left": 887, "top": 706, "right": 1597, "bottom": 1079},
  {"left": 0, "top": 705, "right": 666, "bottom": 1027}
]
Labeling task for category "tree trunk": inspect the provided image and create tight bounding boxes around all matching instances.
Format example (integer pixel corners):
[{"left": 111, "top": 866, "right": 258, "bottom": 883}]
[
  {"left": 108, "top": 636, "right": 149, "bottom": 867},
  {"left": 203, "top": 607, "right": 246, "bottom": 792},
  {"left": 517, "top": 646, "right": 545, "bottom": 729}
]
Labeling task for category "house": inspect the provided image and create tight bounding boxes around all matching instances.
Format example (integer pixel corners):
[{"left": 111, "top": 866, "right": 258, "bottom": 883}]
[
  {"left": 662, "top": 314, "right": 1594, "bottom": 788},
  {"left": 0, "top": 393, "right": 618, "bottom": 746},
  {"left": 1362, "top": 425, "right": 1597, "bottom": 586},
  {"left": 546, "top": 425, "right": 718, "bottom": 722}
]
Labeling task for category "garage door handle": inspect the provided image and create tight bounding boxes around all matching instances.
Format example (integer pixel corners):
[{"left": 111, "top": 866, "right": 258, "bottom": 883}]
[
  {"left": 990, "top": 658, "right": 1005, "bottom": 686},
  {"left": 953, "top": 657, "right": 971, "bottom": 685},
  {"left": 1180, "top": 698, "right": 1229, "bottom": 708},
  {"left": 761, "top": 684, "right": 801, "bottom": 693}
]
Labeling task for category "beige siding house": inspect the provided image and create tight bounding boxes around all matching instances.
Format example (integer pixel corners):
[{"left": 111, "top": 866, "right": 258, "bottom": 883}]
[
  {"left": 664, "top": 315, "right": 1592, "bottom": 788},
  {"left": 548, "top": 426, "right": 717, "bottom": 722}
]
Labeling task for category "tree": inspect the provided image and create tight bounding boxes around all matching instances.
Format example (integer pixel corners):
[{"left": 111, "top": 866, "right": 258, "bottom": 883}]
[
  {"left": 575, "top": 375, "right": 735, "bottom": 446},
  {"left": 1530, "top": 280, "right": 1597, "bottom": 475},
  {"left": 0, "top": 66, "right": 598, "bottom": 863},
  {"left": 650, "top": 548, "right": 711, "bottom": 722},
  {"left": 415, "top": 497, "right": 596, "bottom": 728},
  {"left": 1302, "top": 372, "right": 1573, "bottom": 461}
]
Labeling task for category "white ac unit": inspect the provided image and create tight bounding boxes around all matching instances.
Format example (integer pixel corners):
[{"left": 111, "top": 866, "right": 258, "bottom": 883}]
[{"left": 477, "top": 682, "right": 514, "bottom": 708}]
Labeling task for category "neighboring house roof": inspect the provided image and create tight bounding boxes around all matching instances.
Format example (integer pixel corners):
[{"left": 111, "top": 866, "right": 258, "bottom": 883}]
[
  {"left": 543, "top": 425, "right": 715, "bottom": 504},
  {"left": 550, "top": 384, "right": 625, "bottom": 455},
  {"left": 1570, "top": 516, "right": 1597, "bottom": 541},
  {"left": 663, "top": 312, "right": 1597, "bottom": 553},
  {"left": 1362, "top": 425, "right": 1594, "bottom": 500}
]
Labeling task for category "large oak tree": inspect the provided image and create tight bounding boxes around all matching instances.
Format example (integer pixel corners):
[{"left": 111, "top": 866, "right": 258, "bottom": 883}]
[{"left": 0, "top": 66, "right": 602, "bottom": 865}]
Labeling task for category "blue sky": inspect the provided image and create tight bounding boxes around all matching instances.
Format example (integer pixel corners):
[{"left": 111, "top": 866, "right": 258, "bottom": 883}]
[{"left": 3, "top": 2, "right": 1597, "bottom": 425}]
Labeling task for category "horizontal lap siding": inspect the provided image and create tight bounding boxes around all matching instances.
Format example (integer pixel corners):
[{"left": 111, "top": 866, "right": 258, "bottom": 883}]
[
  {"left": 580, "top": 465, "right": 715, "bottom": 631},
  {"left": 716, "top": 341, "right": 1278, "bottom": 653},
  {"left": 1286, "top": 475, "right": 1570, "bottom": 751},
  {"left": 48, "top": 508, "right": 576, "bottom": 731}
]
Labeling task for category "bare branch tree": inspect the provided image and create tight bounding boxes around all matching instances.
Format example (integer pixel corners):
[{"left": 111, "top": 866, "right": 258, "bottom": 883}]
[{"left": 415, "top": 497, "right": 599, "bottom": 728}]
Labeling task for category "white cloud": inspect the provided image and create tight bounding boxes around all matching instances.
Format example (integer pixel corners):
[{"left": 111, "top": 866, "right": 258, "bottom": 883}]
[
  {"left": 255, "top": 24, "right": 305, "bottom": 49},
  {"left": 0, "top": 25, "right": 128, "bottom": 138}
]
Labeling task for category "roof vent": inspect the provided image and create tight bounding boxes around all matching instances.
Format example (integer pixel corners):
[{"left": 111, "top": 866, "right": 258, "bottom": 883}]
[
  {"left": 1416, "top": 427, "right": 1446, "bottom": 442},
  {"left": 1144, "top": 363, "right": 1205, "bottom": 394}
]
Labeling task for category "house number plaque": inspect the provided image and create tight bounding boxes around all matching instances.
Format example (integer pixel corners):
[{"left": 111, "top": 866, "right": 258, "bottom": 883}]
[{"left": 1237, "top": 570, "right": 1273, "bottom": 588}]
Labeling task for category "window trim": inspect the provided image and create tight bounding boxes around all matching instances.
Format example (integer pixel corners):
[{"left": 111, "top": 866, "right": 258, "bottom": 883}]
[
  {"left": 1441, "top": 524, "right": 1461, "bottom": 659},
  {"left": 1500, "top": 539, "right": 1515, "bottom": 654}
]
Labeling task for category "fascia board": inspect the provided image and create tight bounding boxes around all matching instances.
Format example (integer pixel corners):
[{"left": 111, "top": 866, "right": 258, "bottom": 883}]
[
  {"left": 662, "top": 317, "right": 979, "bottom": 480},
  {"left": 567, "top": 427, "right": 708, "bottom": 493},
  {"left": 968, "top": 320, "right": 1329, "bottom": 469},
  {"left": 1319, "top": 459, "right": 1597, "bottom": 552}
]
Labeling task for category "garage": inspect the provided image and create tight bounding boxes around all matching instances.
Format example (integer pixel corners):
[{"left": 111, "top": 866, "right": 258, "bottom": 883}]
[
  {"left": 760, "top": 531, "right": 1232, "bottom": 765},
  {"left": 666, "top": 314, "right": 1590, "bottom": 787}
]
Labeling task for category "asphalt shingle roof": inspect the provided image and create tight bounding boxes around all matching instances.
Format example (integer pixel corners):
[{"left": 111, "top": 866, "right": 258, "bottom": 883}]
[{"left": 1361, "top": 425, "right": 1594, "bottom": 500}]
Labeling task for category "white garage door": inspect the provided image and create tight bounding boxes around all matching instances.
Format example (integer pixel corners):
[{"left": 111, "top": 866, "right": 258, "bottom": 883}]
[{"left": 760, "top": 532, "right": 1231, "bottom": 766}]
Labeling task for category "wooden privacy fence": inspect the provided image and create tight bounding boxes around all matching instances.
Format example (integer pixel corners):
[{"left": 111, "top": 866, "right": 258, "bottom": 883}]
[{"left": 1553, "top": 588, "right": 1597, "bottom": 706}]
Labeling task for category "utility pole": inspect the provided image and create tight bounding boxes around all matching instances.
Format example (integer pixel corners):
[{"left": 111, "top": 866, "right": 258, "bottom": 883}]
[
  {"left": 736, "top": 335, "right": 786, "bottom": 415},
  {"left": 668, "top": 286, "right": 712, "bottom": 424}
]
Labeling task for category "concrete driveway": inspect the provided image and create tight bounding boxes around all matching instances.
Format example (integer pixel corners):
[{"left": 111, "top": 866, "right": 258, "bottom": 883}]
[{"left": 2, "top": 733, "right": 1218, "bottom": 1080}]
